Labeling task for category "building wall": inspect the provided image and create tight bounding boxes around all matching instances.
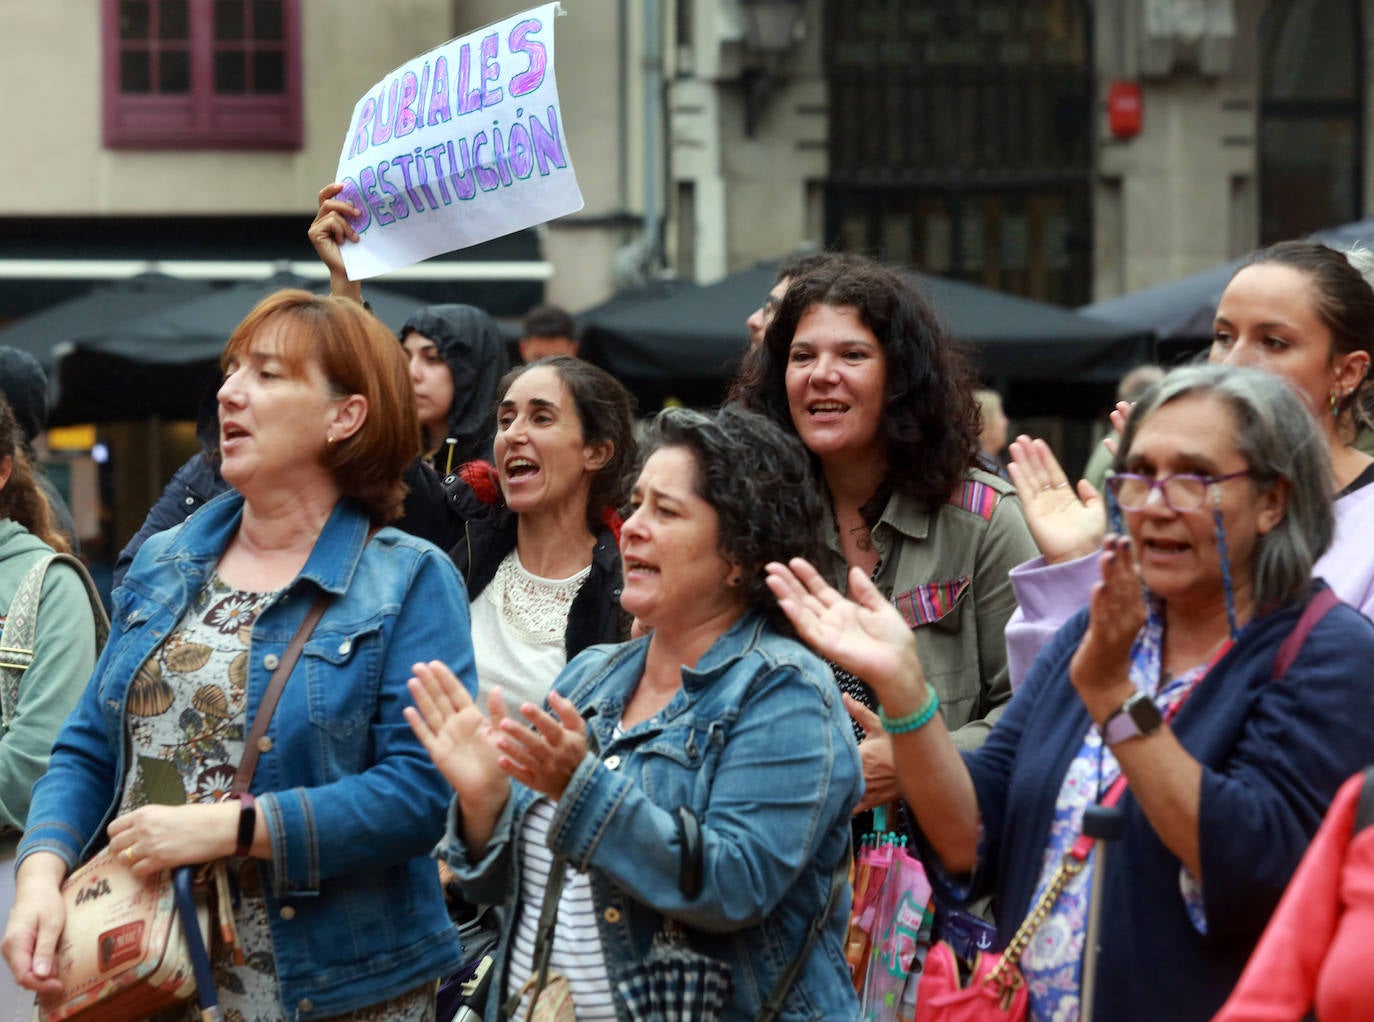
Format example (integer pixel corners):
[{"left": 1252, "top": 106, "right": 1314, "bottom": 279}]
[
  {"left": 1, "top": 1, "right": 456, "bottom": 215},
  {"left": 667, "top": 0, "right": 827, "bottom": 284},
  {"left": 664, "top": 0, "right": 1374, "bottom": 305}
]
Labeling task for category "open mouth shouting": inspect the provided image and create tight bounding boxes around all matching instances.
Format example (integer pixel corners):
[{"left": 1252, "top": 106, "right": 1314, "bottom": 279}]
[
  {"left": 220, "top": 421, "right": 250, "bottom": 451},
  {"left": 622, "top": 554, "right": 660, "bottom": 579},
  {"left": 503, "top": 456, "right": 540, "bottom": 482}
]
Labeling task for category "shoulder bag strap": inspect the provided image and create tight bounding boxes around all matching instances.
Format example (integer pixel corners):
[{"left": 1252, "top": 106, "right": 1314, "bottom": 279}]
[
  {"left": 755, "top": 838, "right": 852, "bottom": 1022},
  {"left": 1356, "top": 765, "right": 1374, "bottom": 835},
  {"left": 501, "top": 849, "right": 570, "bottom": 1021},
  {"left": 230, "top": 591, "right": 332, "bottom": 795},
  {"left": 1271, "top": 587, "right": 1340, "bottom": 681}
]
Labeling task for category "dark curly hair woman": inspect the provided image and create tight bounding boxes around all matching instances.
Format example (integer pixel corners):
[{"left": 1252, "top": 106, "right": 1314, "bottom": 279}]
[
  {"left": 410, "top": 404, "right": 862, "bottom": 1021},
  {"left": 731, "top": 254, "right": 1038, "bottom": 810}
]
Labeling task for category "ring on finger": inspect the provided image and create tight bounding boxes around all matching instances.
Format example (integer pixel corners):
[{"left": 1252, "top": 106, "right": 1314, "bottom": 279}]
[{"left": 120, "top": 847, "right": 136, "bottom": 865}]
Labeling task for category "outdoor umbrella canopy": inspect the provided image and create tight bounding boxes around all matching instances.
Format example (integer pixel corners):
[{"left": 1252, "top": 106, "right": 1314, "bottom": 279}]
[
  {"left": 577, "top": 261, "right": 1151, "bottom": 403},
  {"left": 50, "top": 272, "right": 432, "bottom": 424},
  {"left": 0, "top": 272, "right": 214, "bottom": 371},
  {"left": 1080, "top": 215, "right": 1374, "bottom": 342}
]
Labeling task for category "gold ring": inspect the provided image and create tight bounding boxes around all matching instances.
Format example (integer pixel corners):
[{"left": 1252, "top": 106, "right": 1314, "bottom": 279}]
[{"left": 120, "top": 847, "right": 135, "bottom": 865}]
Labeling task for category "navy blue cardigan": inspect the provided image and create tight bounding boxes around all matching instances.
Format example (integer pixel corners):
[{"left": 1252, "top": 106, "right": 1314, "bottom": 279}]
[{"left": 946, "top": 584, "right": 1374, "bottom": 1022}]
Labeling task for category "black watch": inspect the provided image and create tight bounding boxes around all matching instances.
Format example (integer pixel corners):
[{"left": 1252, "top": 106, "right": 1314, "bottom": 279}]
[{"left": 1101, "top": 691, "right": 1163, "bottom": 745}]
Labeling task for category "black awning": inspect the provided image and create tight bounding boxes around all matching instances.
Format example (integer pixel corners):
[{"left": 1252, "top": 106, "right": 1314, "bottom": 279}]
[{"left": 0, "top": 216, "right": 545, "bottom": 321}]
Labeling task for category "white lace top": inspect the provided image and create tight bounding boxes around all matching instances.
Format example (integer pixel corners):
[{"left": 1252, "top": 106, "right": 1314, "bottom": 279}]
[{"left": 469, "top": 550, "right": 591, "bottom": 715}]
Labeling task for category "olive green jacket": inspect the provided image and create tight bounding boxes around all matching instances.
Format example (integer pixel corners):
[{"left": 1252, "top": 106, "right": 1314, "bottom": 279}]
[{"left": 818, "top": 469, "right": 1038, "bottom": 751}]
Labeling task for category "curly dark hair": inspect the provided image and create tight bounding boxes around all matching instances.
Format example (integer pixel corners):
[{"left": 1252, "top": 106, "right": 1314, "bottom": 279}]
[
  {"left": 638, "top": 405, "right": 825, "bottom": 632},
  {"left": 729, "top": 257, "right": 981, "bottom": 511},
  {"left": 0, "top": 394, "right": 66, "bottom": 553},
  {"left": 495, "top": 356, "right": 638, "bottom": 533}
]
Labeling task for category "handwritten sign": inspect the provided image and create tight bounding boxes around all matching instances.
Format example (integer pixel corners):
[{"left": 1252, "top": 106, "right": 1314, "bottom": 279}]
[{"left": 333, "top": 3, "right": 582, "bottom": 280}]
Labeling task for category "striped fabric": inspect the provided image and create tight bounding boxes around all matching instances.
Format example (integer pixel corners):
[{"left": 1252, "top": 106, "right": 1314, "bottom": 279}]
[
  {"left": 507, "top": 798, "right": 618, "bottom": 1021},
  {"left": 893, "top": 576, "right": 971, "bottom": 629},
  {"left": 946, "top": 478, "right": 1000, "bottom": 520}
]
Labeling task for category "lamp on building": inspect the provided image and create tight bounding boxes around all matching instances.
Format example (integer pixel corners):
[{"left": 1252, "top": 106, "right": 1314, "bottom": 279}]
[
  {"left": 738, "top": 0, "right": 806, "bottom": 136},
  {"left": 740, "top": 0, "right": 806, "bottom": 52}
]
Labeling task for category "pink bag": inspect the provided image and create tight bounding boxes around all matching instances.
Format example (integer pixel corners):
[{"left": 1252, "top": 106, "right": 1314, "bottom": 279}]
[{"left": 914, "top": 941, "right": 1028, "bottom": 1022}]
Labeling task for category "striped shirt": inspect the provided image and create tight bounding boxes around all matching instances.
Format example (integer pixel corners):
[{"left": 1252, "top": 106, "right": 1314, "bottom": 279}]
[{"left": 506, "top": 797, "right": 618, "bottom": 1020}]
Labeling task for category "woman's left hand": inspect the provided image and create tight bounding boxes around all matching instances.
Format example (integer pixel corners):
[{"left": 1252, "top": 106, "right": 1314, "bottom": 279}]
[
  {"left": 845, "top": 696, "right": 900, "bottom": 814},
  {"left": 106, "top": 803, "right": 237, "bottom": 878},
  {"left": 1070, "top": 533, "right": 1146, "bottom": 720},
  {"left": 494, "top": 692, "right": 588, "bottom": 800}
]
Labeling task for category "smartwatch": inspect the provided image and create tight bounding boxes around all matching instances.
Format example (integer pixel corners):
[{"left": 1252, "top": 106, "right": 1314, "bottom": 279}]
[
  {"left": 1101, "top": 690, "right": 1163, "bottom": 746},
  {"left": 231, "top": 792, "right": 256, "bottom": 857}
]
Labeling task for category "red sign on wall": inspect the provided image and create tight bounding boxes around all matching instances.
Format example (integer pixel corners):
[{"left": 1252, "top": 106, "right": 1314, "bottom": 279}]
[{"left": 1108, "top": 80, "right": 1143, "bottom": 139}]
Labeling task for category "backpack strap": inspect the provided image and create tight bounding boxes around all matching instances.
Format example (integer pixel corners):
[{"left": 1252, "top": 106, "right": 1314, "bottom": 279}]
[{"left": 0, "top": 553, "right": 110, "bottom": 734}]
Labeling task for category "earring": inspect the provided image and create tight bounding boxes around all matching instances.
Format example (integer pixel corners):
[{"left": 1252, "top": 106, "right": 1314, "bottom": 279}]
[
  {"left": 728, "top": 573, "right": 743, "bottom": 588},
  {"left": 326, "top": 433, "right": 336, "bottom": 444},
  {"left": 1331, "top": 391, "right": 1342, "bottom": 420}
]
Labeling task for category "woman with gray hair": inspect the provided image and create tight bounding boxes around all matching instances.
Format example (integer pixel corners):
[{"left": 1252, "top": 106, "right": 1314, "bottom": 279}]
[
  {"left": 766, "top": 364, "right": 1374, "bottom": 1022},
  {"left": 1006, "top": 238, "right": 1374, "bottom": 686}
]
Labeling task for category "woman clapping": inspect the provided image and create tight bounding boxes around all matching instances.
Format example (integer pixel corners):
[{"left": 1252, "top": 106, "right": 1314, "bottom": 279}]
[
  {"left": 409, "top": 406, "right": 862, "bottom": 1021},
  {"left": 768, "top": 366, "right": 1374, "bottom": 1022}
]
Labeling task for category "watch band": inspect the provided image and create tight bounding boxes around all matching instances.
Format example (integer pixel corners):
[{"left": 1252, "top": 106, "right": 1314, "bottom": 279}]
[
  {"left": 231, "top": 792, "right": 256, "bottom": 857},
  {"left": 1102, "top": 690, "right": 1164, "bottom": 746},
  {"left": 1102, "top": 707, "right": 1141, "bottom": 745}
]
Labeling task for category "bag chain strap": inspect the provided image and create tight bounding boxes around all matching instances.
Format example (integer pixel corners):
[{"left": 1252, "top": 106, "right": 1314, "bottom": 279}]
[
  {"left": 978, "top": 586, "right": 1338, "bottom": 1012},
  {"left": 984, "top": 853, "right": 1084, "bottom": 1004}
]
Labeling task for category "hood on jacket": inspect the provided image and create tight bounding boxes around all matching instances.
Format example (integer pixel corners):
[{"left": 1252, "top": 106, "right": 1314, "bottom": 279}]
[
  {"left": 400, "top": 304, "right": 509, "bottom": 470},
  {"left": 0, "top": 517, "right": 56, "bottom": 564}
]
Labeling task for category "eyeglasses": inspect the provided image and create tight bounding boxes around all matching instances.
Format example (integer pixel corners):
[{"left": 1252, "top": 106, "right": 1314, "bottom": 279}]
[{"left": 1104, "top": 470, "right": 1252, "bottom": 513}]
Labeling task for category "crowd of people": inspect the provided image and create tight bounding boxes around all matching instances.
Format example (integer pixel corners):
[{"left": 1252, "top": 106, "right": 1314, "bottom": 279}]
[{"left": 0, "top": 185, "right": 1366, "bottom": 1022}]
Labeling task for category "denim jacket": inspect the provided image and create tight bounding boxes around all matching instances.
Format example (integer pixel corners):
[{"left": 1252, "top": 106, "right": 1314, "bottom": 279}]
[
  {"left": 441, "top": 612, "right": 863, "bottom": 1021},
  {"left": 20, "top": 492, "right": 472, "bottom": 1020}
]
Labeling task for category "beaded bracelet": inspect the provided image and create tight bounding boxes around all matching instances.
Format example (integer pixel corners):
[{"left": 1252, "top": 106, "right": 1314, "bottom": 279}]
[{"left": 878, "top": 686, "right": 940, "bottom": 735}]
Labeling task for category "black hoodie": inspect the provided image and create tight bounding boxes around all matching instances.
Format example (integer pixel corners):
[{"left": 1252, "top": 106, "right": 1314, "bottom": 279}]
[{"left": 399, "top": 305, "right": 509, "bottom": 474}]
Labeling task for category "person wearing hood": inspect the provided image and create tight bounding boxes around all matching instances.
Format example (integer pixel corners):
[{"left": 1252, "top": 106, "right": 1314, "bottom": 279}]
[
  {"left": 399, "top": 304, "right": 509, "bottom": 475},
  {"left": 309, "top": 184, "right": 510, "bottom": 476},
  {"left": 0, "top": 348, "right": 78, "bottom": 553},
  {"left": 0, "top": 393, "right": 104, "bottom": 1022}
]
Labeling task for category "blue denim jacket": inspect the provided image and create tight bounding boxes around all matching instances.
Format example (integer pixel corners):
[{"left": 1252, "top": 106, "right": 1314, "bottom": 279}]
[
  {"left": 442, "top": 612, "right": 863, "bottom": 1021},
  {"left": 20, "top": 492, "right": 472, "bottom": 1020}
]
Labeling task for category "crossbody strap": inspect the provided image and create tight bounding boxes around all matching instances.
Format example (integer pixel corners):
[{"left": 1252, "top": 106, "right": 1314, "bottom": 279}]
[
  {"left": 501, "top": 850, "right": 570, "bottom": 1021},
  {"left": 231, "top": 591, "right": 331, "bottom": 795},
  {"left": 1356, "top": 766, "right": 1374, "bottom": 835},
  {"left": 755, "top": 838, "right": 852, "bottom": 1022},
  {"left": 998, "top": 585, "right": 1341, "bottom": 979}
]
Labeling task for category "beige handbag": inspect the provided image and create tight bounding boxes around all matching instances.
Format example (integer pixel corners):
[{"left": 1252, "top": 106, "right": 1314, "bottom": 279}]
[{"left": 42, "top": 847, "right": 213, "bottom": 1022}]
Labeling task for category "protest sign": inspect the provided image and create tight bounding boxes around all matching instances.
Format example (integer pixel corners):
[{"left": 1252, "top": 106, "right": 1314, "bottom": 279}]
[{"left": 333, "top": 3, "right": 582, "bottom": 280}]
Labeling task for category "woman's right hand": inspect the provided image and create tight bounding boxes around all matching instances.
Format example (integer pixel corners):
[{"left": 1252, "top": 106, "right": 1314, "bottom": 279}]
[
  {"left": 765, "top": 558, "right": 926, "bottom": 711},
  {"left": 307, "top": 182, "right": 364, "bottom": 304},
  {"left": 405, "top": 662, "right": 508, "bottom": 805},
  {"left": 1007, "top": 434, "right": 1107, "bottom": 564},
  {"left": 2, "top": 852, "right": 68, "bottom": 997}
]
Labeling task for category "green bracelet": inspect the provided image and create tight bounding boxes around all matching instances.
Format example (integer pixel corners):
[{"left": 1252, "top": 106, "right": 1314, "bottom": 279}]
[{"left": 879, "top": 687, "right": 940, "bottom": 734}]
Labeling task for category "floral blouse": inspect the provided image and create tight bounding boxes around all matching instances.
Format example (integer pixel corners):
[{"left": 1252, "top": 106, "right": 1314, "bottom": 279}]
[
  {"left": 120, "top": 574, "right": 434, "bottom": 1022},
  {"left": 1018, "top": 603, "right": 1211, "bottom": 1022}
]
